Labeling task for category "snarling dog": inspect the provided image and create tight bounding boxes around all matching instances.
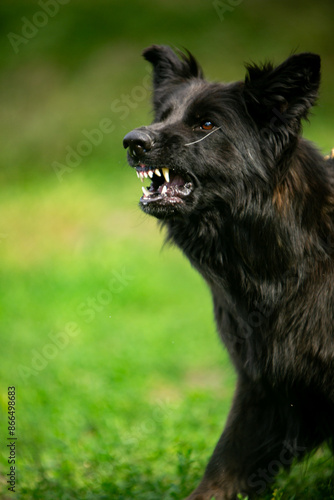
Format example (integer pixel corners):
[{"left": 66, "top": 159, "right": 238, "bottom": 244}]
[{"left": 123, "top": 45, "right": 334, "bottom": 499}]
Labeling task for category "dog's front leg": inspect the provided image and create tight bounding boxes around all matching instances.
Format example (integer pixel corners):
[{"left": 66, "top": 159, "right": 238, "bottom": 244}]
[{"left": 184, "top": 376, "right": 289, "bottom": 500}]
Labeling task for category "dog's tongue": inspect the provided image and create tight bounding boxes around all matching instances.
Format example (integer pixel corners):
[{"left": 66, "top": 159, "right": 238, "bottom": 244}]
[{"left": 169, "top": 173, "right": 185, "bottom": 186}]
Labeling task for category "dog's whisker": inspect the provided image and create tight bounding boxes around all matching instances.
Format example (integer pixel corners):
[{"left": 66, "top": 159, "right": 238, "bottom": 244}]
[{"left": 184, "top": 126, "right": 223, "bottom": 147}]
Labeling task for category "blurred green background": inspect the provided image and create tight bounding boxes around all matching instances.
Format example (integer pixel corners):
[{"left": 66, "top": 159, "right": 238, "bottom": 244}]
[{"left": 0, "top": 1, "right": 333, "bottom": 499}]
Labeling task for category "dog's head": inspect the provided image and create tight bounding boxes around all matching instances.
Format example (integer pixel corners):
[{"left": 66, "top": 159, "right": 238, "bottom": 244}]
[{"left": 123, "top": 45, "right": 320, "bottom": 220}]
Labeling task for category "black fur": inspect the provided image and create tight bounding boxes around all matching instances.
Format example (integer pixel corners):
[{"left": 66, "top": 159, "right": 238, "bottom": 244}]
[{"left": 123, "top": 45, "right": 334, "bottom": 499}]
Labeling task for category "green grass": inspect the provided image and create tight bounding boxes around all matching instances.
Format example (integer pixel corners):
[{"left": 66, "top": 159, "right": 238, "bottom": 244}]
[
  {"left": 1, "top": 0, "right": 334, "bottom": 183},
  {"left": 1, "top": 1, "right": 334, "bottom": 498},
  {"left": 0, "top": 172, "right": 333, "bottom": 499}
]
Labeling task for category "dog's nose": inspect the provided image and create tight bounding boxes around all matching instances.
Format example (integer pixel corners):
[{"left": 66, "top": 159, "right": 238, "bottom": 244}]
[{"left": 123, "top": 130, "right": 153, "bottom": 159}]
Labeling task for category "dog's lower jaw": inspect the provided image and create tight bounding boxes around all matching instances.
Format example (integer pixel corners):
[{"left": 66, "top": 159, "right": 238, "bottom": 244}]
[
  {"left": 139, "top": 200, "right": 180, "bottom": 220},
  {"left": 139, "top": 192, "right": 198, "bottom": 219}
]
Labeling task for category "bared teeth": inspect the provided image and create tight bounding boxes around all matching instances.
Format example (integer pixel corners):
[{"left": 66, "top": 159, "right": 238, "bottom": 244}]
[
  {"left": 161, "top": 185, "right": 167, "bottom": 196},
  {"left": 142, "top": 186, "right": 151, "bottom": 197},
  {"left": 136, "top": 167, "right": 169, "bottom": 184},
  {"left": 136, "top": 169, "right": 156, "bottom": 181},
  {"left": 162, "top": 168, "right": 170, "bottom": 183}
]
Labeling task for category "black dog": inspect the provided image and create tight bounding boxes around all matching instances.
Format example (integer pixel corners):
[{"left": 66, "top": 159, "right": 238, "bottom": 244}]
[{"left": 123, "top": 45, "right": 334, "bottom": 499}]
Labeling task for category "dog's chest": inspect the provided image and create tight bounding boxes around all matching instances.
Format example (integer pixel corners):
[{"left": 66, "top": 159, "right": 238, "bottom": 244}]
[{"left": 210, "top": 287, "right": 269, "bottom": 379}]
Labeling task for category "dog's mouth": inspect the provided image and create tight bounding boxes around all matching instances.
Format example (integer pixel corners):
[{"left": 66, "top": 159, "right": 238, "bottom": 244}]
[{"left": 134, "top": 163, "right": 194, "bottom": 209}]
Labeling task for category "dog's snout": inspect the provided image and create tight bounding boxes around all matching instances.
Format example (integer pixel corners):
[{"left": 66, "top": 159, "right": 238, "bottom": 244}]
[{"left": 123, "top": 130, "right": 153, "bottom": 159}]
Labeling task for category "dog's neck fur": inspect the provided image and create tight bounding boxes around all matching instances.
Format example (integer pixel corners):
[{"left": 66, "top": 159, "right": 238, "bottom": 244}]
[{"left": 164, "top": 138, "right": 334, "bottom": 303}]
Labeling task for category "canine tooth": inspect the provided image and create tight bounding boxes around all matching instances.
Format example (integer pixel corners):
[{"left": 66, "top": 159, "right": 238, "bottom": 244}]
[
  {"left": 161, "top": 185, "right": 167, "bottom": 195},
  {"left": 155, "top": 169, "right": 161, "bottom": 177},
  {"left": 148, "top": 170, "right": 154, "bottom": 178},
  {"left": 136, "top": 171, "right": 140, "bottom": 178},
  {"left": 139, "top": 172, "right": 145, "bottom": 182},
  {"left": 162, "top": 168, "right": 170, "bottom": 183},
  {"left": 142, "top": 186, "right": 151, "bottom": 197}
]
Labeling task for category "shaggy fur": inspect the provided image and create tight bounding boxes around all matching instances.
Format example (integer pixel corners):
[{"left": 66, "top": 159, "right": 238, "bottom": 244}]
[{"left": 123, "top": 45, "right": 334, "bottom": 499}]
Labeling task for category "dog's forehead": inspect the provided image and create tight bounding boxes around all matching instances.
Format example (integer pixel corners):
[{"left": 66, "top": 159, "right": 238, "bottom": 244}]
[
  {"left": 162, "top": 80, "right": 208, "bottom": 120},
  {"left": 154, "top": 79, "right": 235, "bottom": 128},
  {"left": 155, "top": 80, "right": 240, "bottom": 125}
]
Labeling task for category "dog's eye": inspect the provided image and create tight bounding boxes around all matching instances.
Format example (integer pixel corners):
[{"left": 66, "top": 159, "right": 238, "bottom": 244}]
[{"left": 201, "top": 121, "right": 214, "bottom": 131}]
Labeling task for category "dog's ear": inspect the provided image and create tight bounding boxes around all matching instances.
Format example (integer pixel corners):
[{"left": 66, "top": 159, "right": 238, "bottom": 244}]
[
  {"left": 243, "top": 53, "right": 321, "bottom": 141},
  {"left": 143, "top": 45, "right": 203, "bottom": 89}
]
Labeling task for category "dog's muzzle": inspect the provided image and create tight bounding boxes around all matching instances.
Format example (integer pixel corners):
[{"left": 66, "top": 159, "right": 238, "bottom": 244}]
[{"left": 123, "top": 127, "right": 196, "bottom": 219}]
